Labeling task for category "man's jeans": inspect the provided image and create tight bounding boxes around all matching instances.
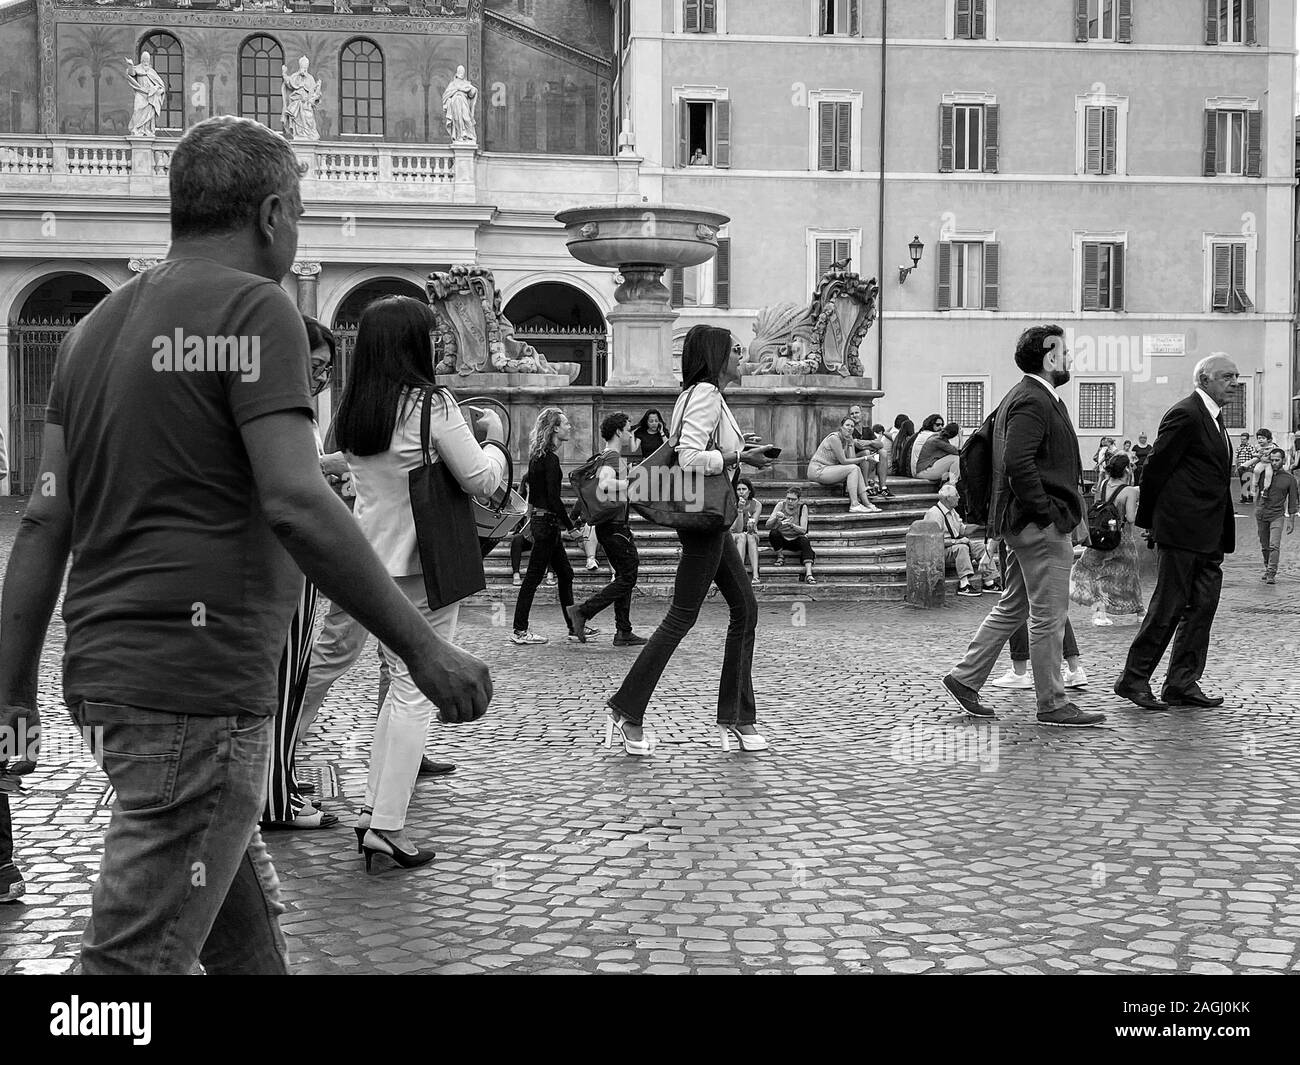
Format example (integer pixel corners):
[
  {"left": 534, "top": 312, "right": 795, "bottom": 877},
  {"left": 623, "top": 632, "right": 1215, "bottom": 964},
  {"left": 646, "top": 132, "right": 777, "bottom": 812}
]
[
  {"left": 578, "top": 521, "right": 639, "bottom": 633},
  {"left": 608, "top": 528, "right": 757, "bottom": 725},
  {"left": 950, "top": 522, "right": 1074, "bottom": 714},
  {"left": 70, "top": 702, "right": 289, "bottom": 975},
  {"left": 1257, "top": 515, "right": 1284, "bottom": 578}
]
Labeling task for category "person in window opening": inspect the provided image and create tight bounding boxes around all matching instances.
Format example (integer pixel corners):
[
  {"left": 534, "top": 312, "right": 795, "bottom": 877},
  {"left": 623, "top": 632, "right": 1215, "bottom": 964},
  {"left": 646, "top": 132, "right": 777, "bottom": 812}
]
[
  {"left": 731, "top": 477, "right": 763, "bottom": 586},
  {"left": 632, "top": 408, "right": 666, "bottom": 457},
  {"left": 690, "top": 148, "right": 709, "bottom": 166},
  {"left": 334, "top": 295, "right": 508, "bottom": 871},
  {"left": 510, "top": 408, "right": 585, "bottom": 645},
  {"left": 602, "top": 324, "right": 775, "bottom": 756},
  {"left": 767, "top": 486, "right": 818, "bottom": 584}
]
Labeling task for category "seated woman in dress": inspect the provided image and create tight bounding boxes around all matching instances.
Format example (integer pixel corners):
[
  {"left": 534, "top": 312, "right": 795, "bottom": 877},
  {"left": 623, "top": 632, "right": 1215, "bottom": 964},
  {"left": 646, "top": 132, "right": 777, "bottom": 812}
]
[
  {"left": 731, "top": 477, "right": 763, "bottom": 585},
  {"left": 807, "top": 416, "right": 881, "bottom": 513},
  {"left": 766, "top": 486, "right": 817, "bottom": 584}
]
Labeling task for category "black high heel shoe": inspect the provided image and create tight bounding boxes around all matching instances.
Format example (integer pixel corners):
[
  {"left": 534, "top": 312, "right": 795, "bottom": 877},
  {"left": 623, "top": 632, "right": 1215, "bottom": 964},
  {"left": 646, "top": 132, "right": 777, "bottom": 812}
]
[
  {"left": 361, "top": 828, "right": 436, "bottom": 873},
  {"left": 354, "top": 807, "right": 373, "bottom": 854}
]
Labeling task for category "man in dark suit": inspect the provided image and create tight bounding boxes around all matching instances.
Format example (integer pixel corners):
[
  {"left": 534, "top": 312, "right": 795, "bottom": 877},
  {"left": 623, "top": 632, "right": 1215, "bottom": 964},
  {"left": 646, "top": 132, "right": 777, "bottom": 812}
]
[
  {"left": 943, "top": 325, "right": 1105, "bottom": 727},
  {"left": 1115, "top": 354, "right": 1239, "bottom": 710}
]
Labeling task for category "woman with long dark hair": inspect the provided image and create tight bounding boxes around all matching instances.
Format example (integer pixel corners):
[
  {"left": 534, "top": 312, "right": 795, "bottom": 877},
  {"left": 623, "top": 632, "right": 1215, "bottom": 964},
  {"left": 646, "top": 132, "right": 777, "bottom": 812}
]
[
  {"left": 334, "top": 296, "right": 507, "bottom": 871},
  {"left": 909, "top": 413, "right": 945, "bottom": 479},
  {"left": 604, "top": 326, "right": 774, "bottom": 755},
  {"left": 632, "top": 408, "right": 667, "bottom": 457},
  {"left": 892, "top": 418, "right": 917, "bottom": 477},
  {"left": 510, "top": 407, "right": 583, "bottom": 644}
]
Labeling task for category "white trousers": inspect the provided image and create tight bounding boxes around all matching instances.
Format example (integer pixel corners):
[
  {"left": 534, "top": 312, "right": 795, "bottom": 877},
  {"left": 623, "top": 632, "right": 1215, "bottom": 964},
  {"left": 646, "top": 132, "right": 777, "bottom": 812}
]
[{"left": 365, "top": 574, "right": 459, "bottom": 831}]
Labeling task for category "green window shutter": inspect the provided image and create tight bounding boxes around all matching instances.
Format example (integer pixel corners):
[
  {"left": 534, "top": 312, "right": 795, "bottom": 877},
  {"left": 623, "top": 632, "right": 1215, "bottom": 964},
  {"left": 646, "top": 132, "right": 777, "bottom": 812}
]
[
  {"left": 955, "top": 0, "right": 972, "bottom": 38},
  {"left": 819, "top": 0, "right": 829, "bottom": 34},
  {"left": 982, "top": 242, "right": 1000, "bottom": 310},
  {"left": 818, "top": 101, "right": 837, "bottom": 170},
  {"left": 1204, "top": 0, "right": 1218, "bottom": 44},
  {"left": 1075, "top": 0, "right": 1089, "bottom": 41},
  {"left": 678, "top": 98, "right": 689, "bottom": 166},
  {"left": 714, "top": 98, "right": 731, "bottom": 168},
  {"left": 1244, "top": 109, "right": 1261, "bottom": 177},
  {"left": 1245, "top": 0, "right": 1257, "bottom": 45},
  {"left": 982, "top": 103, "right": 999, "bottom": 173},
  {"left": 1211, "top": 244, "right": 1231, "bottom": 309},
  {"left": 836, "top": 238, "right": 851, "bottom": 266},
  {"left": 1082, "top": 242, "right": 1100, "bottom": 309},
  {"left": 670, "top": 268, "right": 684, "bottom": 308},
  {"left": 1202, "top": 109, "right": 1217, "bottom": 176},
  {"left": 1102, "top": 105, "right": 1117, "bottom": 174},
  {"left": 702, "top": 0, "right": 717, "bottom": 33},
  {"left": 714, "top": 237, "right": 730, "bottom": 309},
  {"left": 849, "top": 0, "right": 860, "bottom": 37},
  {"left": 835, "top": 101, "right": 852, "bottom": 171},
  {"left": 816, "top": 239, "right": 835, "bottom": 281},
  {"left": 972, "top": 0, "right": 987, "bottom": 39},
  {"left": 684, "top": 0, "right": 700, "bottom": 33},
  {"left": 1112, "top": 243, "right": 1125, "bottom": 311},
  {"left": 1231, "top": 242, "right": 1253, "bottom": 311},
  {"left": 939, "top": 102, "right": 954, "bottom": 172},
  {"left": 1117, "top": 0, "right": 1133, "bottom": 42},
  {"left": 1084, "top": 106, "right": 1102, "bottom": 173},
  {"left": 936, "top": 241, "right": 952, "bottom": 310}
]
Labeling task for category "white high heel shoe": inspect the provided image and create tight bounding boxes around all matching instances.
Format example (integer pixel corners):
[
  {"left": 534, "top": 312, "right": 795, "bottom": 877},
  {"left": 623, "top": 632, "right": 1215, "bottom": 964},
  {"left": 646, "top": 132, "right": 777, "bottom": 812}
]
[
  {"left": 604, "top": 709, "right": 654, "bottom": 756},
  {"left": 719, "top": 725, "right": 769, "bottom": 752}
]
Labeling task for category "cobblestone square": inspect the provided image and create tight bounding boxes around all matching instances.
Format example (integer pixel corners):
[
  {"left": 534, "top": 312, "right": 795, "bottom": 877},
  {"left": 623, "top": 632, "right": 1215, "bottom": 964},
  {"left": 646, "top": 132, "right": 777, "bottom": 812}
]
[{"left": 1, "top": 505, "right": 1298, "bottom": 975}]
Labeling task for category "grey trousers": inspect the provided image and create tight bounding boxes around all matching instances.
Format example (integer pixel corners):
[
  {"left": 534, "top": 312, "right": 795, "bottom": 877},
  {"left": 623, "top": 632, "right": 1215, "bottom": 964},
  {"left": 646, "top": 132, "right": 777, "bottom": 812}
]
[
  {"left": 296, "top": 598, "right": 390, "bottom": 745},
  {"left": 949, "top": 522, "right": 1073, "bottom": 714}
]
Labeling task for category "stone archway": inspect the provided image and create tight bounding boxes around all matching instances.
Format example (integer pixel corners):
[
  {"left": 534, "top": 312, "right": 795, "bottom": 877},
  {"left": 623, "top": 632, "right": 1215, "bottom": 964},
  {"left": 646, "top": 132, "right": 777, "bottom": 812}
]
[
  {"left": 6, "top": 272, "right": 112, "bottom": 494},
  {"left": 323, "top": 276, "right": 430, "bottom": 417},
  {"left": 502, "top": 281, "right": 607, "bottom": 386}
]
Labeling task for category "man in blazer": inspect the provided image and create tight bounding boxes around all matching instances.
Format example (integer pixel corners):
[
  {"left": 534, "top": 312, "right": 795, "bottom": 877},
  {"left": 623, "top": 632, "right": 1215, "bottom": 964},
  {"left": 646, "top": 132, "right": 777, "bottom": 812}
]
[
  {"left": 1115, "top": 354, "right": 1239, "bottom": 710},
  {"left": 943, "top": 324, "right": 1105, "bottom": 727}
]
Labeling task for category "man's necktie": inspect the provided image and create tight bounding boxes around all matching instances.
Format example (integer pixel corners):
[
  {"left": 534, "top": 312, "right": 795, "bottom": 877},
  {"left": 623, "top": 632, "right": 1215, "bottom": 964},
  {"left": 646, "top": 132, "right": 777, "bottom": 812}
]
[{"left": 1216, "top": 412, "right": 1231, "bottom": 458}]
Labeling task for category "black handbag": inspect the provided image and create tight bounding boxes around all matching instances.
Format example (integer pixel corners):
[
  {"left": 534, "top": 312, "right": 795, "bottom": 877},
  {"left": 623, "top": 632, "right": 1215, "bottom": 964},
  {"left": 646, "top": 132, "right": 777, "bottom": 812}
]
[
  {"left": 629, "top": 384, "right": 739, "bottom": 532},
  {"left": 408, "top": 389, "right": 487, "bottom": 610}
]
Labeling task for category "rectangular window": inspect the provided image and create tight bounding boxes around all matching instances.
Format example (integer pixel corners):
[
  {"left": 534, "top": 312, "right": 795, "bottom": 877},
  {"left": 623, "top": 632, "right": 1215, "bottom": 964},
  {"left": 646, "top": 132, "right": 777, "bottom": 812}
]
[
  {"left": 1211, "top": 241, "right": 1253, "bottom": 312},
  {"left": 1088, "top": 0, "right": 1114, "bottom": 40},
  {"left": 1083, "top": 105, "right": 1117, "bottom": 174},
  {"left": 670, "top": 237, "right": 730, "bottom": 309},
  {"left": 1204, "top": 107, "right": 1261, "bottom": 176},
  {"left": 1081, "top": 241, "right": 1125, "bottom": 311},
  {"left": 1215, "top": 110, "right": 1244, "bottom": 174},
  {"left": 954, "top": 105, "right": 982, "bottom": 171},
  {"left": 1219, "top": 0, "right": 1244, "bottom": 43},
  {"left": 1222, "top": 381, "right": 1248, "bottom": 429},
  {"left": 946, "top": 381, "right": 986, "bottom": 428},
  {"left": 1078, "top": 381, "right": 1117, "bottom": 430},
  {"left": 936, "top": 240, "right": 999, "bottom": 310},
  {"left": 818, "top": 0, "right": 859, "bottom": 36},
  {"left": 953, "top": 0, "right": 988, "bottom": 39},
  {"left": 685, "top": 100, "right": 712, "bottom": 164},
  {"left": 817, "top": 100, "right": 852, "bottom": 171},
  {"left": 952, "top": 241, "right": 984, "bottom": 308},
  {"left": 816, "top": 237, "right": 852, "bottom": 282},
  {"left": 684, "top": 0, "right": 718, "bottom": 32}
]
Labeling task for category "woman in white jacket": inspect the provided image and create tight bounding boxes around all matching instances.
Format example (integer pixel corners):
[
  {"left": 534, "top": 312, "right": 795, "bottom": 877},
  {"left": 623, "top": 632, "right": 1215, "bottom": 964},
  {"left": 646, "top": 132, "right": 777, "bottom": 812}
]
[
  {"left": 333, "top": 296, "right": 507, "bottom": 871},
  {"left": 604, "top": 325, "right": 774, "bottom": 755}
]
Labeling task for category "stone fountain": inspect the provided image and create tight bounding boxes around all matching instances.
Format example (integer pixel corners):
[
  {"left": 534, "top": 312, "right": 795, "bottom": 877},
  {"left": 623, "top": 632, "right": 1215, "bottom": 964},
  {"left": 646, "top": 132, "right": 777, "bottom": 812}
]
[{"left": 554, "top": 203, "right": 730, "bottom": 387}]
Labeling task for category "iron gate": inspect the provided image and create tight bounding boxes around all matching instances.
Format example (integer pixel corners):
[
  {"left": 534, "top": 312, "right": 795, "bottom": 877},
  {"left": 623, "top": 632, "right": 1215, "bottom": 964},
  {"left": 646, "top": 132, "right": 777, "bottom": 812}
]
[{"left": 8, "top": 319, "right": 73, "bottom": 495}]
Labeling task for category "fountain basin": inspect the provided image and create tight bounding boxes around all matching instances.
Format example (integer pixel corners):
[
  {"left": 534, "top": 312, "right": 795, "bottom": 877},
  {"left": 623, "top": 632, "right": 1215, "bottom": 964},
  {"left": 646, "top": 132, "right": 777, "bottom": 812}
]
[{"left": 554, "top": 203, "right": 731, "bottom": 270}]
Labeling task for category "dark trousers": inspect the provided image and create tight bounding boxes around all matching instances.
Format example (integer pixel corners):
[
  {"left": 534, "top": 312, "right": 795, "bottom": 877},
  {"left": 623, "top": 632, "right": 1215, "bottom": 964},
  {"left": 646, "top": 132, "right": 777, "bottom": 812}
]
[
  {"left": 769, "top": 528, "right": 816, "bottom": 563},
  {"left": 1120, "top": 545, "right": 1223, "bottom": 697},
  {"left": 512, "top": 513, "right": 575, "bottom": 633},
  {"left": 1010, "top": 617, "right": 1079, "bottom": 662},
  {"left": 0, "top": 794, "right": 11, "bottom": 867},
  {"left": 608, "top": 528, "right": 757, "bottom": 725},
  {"left": 509, "top": 531, "right": 532, "bottom": 574},
  {"left": 578, "top": 521, "right": 638, "bottom": 634}
]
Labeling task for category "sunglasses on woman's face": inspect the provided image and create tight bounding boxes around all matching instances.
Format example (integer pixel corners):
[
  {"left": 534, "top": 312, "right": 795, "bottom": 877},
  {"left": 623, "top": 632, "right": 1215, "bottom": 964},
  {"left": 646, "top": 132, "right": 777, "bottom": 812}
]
[{"left": 309, "top": 359, "right": 332, "bottom": 395}]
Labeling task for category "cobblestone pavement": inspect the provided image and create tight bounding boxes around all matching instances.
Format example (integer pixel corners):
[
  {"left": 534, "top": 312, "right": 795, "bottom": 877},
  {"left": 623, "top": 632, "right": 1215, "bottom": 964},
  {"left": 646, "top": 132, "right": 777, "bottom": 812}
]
[{"left": 1, "top": 501, "right": 1298, "bottom": 975}]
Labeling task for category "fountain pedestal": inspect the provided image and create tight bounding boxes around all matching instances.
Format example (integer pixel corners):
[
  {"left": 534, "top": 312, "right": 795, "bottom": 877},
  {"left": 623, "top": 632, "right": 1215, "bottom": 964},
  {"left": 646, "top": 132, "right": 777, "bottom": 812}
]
[{"left": 603, "top": 264, "right": 677, "bottom": 386}]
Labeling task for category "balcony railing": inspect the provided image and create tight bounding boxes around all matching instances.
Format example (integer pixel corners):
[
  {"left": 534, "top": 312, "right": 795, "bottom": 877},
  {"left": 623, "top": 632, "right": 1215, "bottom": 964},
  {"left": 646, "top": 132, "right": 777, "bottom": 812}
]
[{"left": 0, "top": 135, "right": 473, "bottom": 201}]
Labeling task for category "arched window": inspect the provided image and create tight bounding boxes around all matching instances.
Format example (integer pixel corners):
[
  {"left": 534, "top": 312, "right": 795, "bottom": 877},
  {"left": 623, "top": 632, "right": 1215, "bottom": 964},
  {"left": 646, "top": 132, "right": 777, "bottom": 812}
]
[
  {"left": 239, "top": 35, "right": 284, "bottom": 130},
  {"left": 139, "top": 32, "right": 184, "bottom": 132},
  {"left": 339, "top": 38, "right": 384, "bottom": 137}
]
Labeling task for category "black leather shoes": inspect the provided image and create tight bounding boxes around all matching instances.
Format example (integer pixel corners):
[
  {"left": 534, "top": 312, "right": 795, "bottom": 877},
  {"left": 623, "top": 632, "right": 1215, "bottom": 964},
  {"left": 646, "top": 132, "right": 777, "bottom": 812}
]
[
  {"left": 418, "top": 756, "right": 456, "bottom": 777},
  {"left": 942, "top": 674, "right": 996, "bottom": 718},
  {"left": 1162, "top": 688, "right": 1224, "bottom": 709},
  {"left": 1113, "top": 682, "right": 1168, "bottom": 711}
]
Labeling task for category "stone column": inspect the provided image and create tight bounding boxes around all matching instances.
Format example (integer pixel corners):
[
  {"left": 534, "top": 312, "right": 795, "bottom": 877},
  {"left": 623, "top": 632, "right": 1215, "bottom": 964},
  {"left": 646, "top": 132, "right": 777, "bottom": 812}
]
[
  {"left": 605, "top": 266, "right": 678, "bottom": 387},
  {"left": 0, "top": 323, "right": 9, "bottom": 495},
  {"left": 292, "top": 261, "right": 322, "bottom": 316},
  {"left": 905, "top": 519, "right": 946, "bottom": 608}
]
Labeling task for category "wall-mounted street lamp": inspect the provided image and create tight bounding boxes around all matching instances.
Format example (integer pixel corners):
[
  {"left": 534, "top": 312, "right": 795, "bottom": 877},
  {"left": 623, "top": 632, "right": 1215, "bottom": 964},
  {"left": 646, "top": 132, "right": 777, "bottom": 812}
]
[{"left": 897, "top": 235, "right": 925, "bottom": 284}]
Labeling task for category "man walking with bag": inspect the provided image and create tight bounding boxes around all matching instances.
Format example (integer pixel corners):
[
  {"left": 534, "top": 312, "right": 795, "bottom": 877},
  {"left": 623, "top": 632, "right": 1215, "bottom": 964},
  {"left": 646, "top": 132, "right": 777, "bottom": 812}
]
[
  {"left": 568, "top": 412, "right": 646, "bottom": 646},
  {"left": 941, "top": 324, "right": 1105, "bottom": 727}
]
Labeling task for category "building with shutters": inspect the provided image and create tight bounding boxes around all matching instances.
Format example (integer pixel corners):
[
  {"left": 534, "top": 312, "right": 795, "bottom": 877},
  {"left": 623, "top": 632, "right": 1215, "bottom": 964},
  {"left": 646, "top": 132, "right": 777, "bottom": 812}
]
[{"left": 617, "top": 0, "right": 1296, "bottom": 450}]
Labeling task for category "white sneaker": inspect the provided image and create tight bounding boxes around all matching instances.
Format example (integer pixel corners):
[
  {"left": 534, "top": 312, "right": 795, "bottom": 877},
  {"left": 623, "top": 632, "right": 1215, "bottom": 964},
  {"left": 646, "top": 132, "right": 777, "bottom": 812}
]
[
  {"left": 1063, "top": 667, "right": 1089, "bottom": 689},
  {"left": 511, "top": 573, "right": 522, "bottom": 586},
  {"left": 849, "top": 503, "right": 871, "bottom": 514},
  {"left": 544, "top": 574, "right": 557, "bottom": 586},
  {"left": 510, "top": 630, "right": 548, "bottom": 645},
  {"left": 585, "top": 560, "right": 600, "bottom": 572},
  {"left": 991, "top": 669, "right": 1033, "bottom": 689}
]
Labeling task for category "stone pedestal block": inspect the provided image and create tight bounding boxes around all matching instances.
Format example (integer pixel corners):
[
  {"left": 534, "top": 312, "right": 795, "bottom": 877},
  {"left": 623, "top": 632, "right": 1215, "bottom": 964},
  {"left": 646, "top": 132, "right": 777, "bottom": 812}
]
[
  {"left": 905, "top": 519, "right": 946, "bottom": 608},
  {"left": 604, "top": 301, "right": 677, "bottom": 387}
]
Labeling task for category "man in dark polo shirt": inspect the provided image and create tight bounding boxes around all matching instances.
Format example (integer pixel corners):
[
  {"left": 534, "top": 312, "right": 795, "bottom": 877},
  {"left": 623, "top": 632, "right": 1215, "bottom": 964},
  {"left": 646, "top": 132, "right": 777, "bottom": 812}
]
[{"left": 0, "top": 116, "right": 492, "bottom": 974}]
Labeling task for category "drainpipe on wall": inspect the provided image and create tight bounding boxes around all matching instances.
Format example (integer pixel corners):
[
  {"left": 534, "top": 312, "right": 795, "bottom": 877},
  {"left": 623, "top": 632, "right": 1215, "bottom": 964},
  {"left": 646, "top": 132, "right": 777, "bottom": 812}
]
[{"left": 876, "top": 0, "right": 887, "bottom": 395}]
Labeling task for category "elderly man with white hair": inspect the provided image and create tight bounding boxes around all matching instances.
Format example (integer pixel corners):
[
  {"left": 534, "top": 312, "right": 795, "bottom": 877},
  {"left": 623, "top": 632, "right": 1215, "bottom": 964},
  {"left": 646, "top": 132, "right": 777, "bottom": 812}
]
[
  {"left": 1115, "top": 352, "right": 1238, "bottom": 711},
  {"left": 924, "top": 483, "right": 999, "bottom": 596}
]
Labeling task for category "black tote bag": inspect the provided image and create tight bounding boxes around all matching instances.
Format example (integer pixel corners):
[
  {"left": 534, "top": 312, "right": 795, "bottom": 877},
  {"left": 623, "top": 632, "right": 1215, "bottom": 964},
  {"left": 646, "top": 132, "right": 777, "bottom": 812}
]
[{"left": 409, "top": 388, "right": 487, "bottom": 610}]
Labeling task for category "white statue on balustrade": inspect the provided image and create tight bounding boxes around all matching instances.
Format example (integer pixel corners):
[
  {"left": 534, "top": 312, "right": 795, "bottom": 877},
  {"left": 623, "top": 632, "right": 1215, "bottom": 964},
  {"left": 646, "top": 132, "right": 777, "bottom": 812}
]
[
  {"left": 441, "top": 65, "right": 477, "bottom": 144},
  {"left": 125, "top": 52, "right": 167, "bottom": 138},
  {"left": 281, "top": 57, "right": 323, "bottom": 142}
]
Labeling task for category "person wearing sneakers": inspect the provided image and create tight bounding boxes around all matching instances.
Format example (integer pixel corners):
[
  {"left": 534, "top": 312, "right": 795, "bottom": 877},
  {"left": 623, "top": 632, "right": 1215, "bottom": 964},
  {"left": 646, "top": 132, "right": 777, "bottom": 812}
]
[
  {"left": 808, "top": 416, "right": 881, "bottom": 513},
  {"left": 568, "top": 412, "right": 647, "bottom": 648},
  {"left": 1254, "top": 447, "right": 1297, "bottom": 585},
  {"left": 923, "top": 484, "right": 997, "bottom": 596},
  {"left": 0, "top": 780, "right": 24, "bottom": 903},
  {"left": 991, "top": 618, "right": 1087, "bottom": 691},
  {"left": 941, "top": 324, "right": 1104, "bottom": 728},
  {"left": 766, "top": 487, "right": 817, "bottom": 584}
]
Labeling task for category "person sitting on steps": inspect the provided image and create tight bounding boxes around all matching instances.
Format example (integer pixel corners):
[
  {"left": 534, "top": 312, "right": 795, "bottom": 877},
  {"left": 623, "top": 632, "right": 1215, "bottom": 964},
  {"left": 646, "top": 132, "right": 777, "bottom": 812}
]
[{"left": 766, "top": 486, "right": 817, "bottom": 584}]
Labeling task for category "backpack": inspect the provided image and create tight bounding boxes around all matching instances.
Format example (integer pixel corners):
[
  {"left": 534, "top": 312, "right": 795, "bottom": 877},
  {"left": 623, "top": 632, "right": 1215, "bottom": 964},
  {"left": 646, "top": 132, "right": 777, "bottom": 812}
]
[
  {"left": 957, "top": 405, "right": 999, "bottom": 526},
  {"left": 1085, "top": 484, "right": 1126, "bottom": 552},
  {"left": 568, "top": 450, "right": 624, "bottom": 525}
]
